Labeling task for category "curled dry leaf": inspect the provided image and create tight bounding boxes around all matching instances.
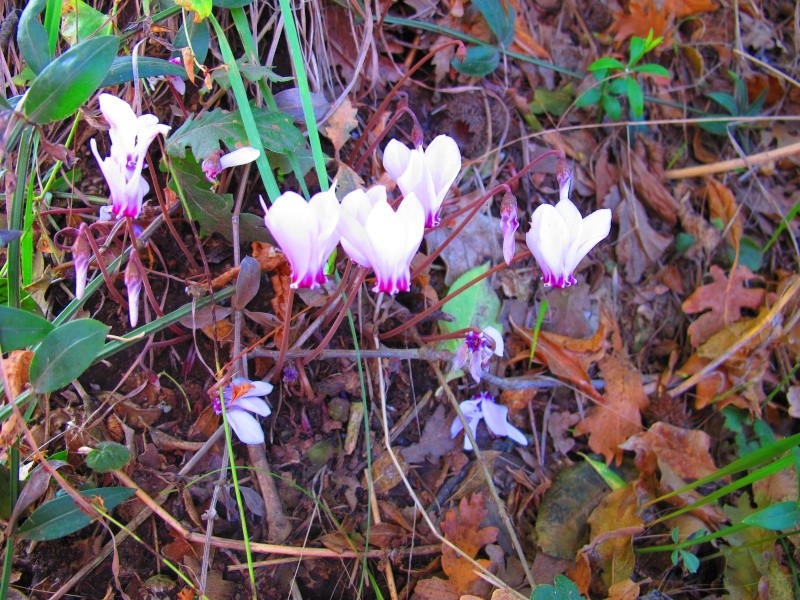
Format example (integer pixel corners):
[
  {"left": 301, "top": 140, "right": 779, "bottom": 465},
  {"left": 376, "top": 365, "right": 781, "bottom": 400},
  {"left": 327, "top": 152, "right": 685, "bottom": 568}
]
[{"left": 706, "top": 178, "right": 743, "bottom": 251}]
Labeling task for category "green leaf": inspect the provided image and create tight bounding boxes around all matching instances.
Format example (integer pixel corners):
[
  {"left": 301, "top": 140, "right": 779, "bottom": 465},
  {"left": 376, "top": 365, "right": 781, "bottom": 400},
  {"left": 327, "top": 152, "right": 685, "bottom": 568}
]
[
  {"left": 24, "top": 35, "right": 119, "bottom": 124},
  {"left": 530, "top": 575, "right": 587, "bottom": 600},
  {"left": 574, "top": 87, "right": 601, "bottom": 107},
  {"left": 451, "top": 45, "right": 500, "bottom": 77},
  {"left": 176, "top": 0, "right": 212, "bottom": 20},
  {"left": 166, "top": 107, "right": 304, "bottom": 160},
  {"left": 100, "top": 56, "right": 185, "bottom": 87},
  {"left": 60, "top": 0, "right": 112, "bottom": 45},
  {"left": 607, "top": 78, "right": 627, "bottom": 96},
  {"left": 628, "top": 36, "right": 647, "bottom": 67},
  {"left": 174, "top": 17, "right": 210, "bottom": 64},
  {"left": 529, "top": 83, "right": 575, "bottom": 116},
  {"left": 16, "top": 487, "right": 135, "bottom": 540},
  {"left": 742, "top": 501, "right": 800, "bottom": 531},
  {"left": 707, "top": 91, "right": 738, "bottom": 116},
  {"left": 18, "top": 0, "right": 51, "bottom": 74},
  {"left": 578, "top": 453, "right": 626, "bottom": 490},
  {"left": 588, "top": 56, "right": 625, "bottom": 73},
  {"left": 0, "top": 306, "right": 54, "bottom": 351},
  {"left": 30, "top": 319, "right": 108, "bottom": 393},
  {"left": 85, "top": 442, "right": 131, "bottom": 473},
  {"left": 472, "top": 0, "right": 515, "bottom": 47},
  {"left": 632, "top": 63, "right": 670, "bottom": 78},
  {"left": 438, "top": 263, "right": 501, "bottom": 354},
  {"left": 212, "top": 0, "right": 254, "bottom": 6},
  {"left": 681, "top": 550, "right": 700, "bottom": 573},
  {"left": 601, "top": 94, "right": 622, "bottom": 121},
  {"left": 169, "top": 153, "right": 269, "bottom": 243},
  {"left": 727, "top": 236, "right": 763, "bottom": 272},
  {"left": 625, "top": 76, "right": 644, "bottom": 117}
]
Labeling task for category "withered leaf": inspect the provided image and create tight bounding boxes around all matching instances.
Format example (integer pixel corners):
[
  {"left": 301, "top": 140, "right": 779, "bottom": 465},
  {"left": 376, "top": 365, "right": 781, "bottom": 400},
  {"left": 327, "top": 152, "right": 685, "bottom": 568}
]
[
  {"left": 706, "top": 178, "right": 742, "bottom": 251},
  {"left": 586, "top": 485, "right": 643, "bottom": 587},
  {"left": 681, "top": 264, "right": 765, "bottom": 346}
]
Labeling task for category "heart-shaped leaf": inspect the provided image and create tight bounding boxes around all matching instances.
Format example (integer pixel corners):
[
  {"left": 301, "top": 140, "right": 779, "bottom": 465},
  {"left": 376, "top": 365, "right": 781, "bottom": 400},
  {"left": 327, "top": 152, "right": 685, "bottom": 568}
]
[{"left": 30, "top": 319, "right": 108, "bottom": 393}]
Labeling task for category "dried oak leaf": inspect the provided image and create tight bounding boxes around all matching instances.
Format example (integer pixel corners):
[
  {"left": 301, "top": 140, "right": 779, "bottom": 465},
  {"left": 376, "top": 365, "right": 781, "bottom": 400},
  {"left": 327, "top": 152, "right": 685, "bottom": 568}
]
[
  {"left": 586, "top": 485, "right": 643, "bottom": 588},
  {"left": 440, "top": 492, "right": 498, "bottom": 595},
  {"left": 574, "top": 355, "right": 648, "bottom": 465},
  {"left": 681, "top": 264, "right": 765, "bottom": 346},
  {"left": 706, "top": 178, "right": 742, "bottom": 251},
  {"left": 610, "top": 0, "right": 672, "bottom": 44},
  {"left": 323, "top": 97, "right": 358, "bottom": 155}
]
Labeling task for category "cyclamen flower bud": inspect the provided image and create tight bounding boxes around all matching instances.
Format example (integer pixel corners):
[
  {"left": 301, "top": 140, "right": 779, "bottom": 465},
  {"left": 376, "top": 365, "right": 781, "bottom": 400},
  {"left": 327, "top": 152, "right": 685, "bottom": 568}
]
[
  {"left": 72, "top": 223, "right": 92, "bottom": 300},
  {"left": 500, "top": 192, "right": 519, "bottom": 265},
  {"left": 124, "top": 259, "right": 143, "bottom": 328},
  {"left": 202, "top": 147, "right": 260, "bottom": 183}
]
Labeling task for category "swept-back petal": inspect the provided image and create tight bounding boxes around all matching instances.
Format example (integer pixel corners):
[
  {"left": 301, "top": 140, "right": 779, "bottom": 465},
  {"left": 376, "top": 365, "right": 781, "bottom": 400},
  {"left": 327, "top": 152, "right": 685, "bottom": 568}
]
[
  {"left": 395, "top": 193, "right": 425, "bottom": 264},
  {"left": 98, "top": 94, "right": 137, "bottom": 150},
  {"left": 424, "top": 135, "right": 460, "bottom": 197},
  {"left": 565, "top": 208, "right": 612, "bottom": 274},
  {"left": 220, "top": 146, "right": 260, "bottom": 169},
  {"left": 482, "top": 326, "right": 504, "bottom": 357},
  {"left": 235, "top": 396, "right": 272, "bottom": 417},
  {"left": 553, "top": 197, "right": 583, "bottom": 232},
  {"left": 340, "top": 188, "right": 375, "bottom": 227},
  {"left": 382, "top": 139, "right": 412, "bottom": 180},
  {"left": 365, "top": 200, "right": 406, "bottom": 283},
  {"left": 480, "top": 399, "right": 510, "bottom": 436},
  {"left": 264, "top": 192, "right": 315, "bottom": 287},
  {"left": 338, "top": 210, "right": 373, "bottom": 267},
  {"left": 526, "top": 204, "right": 571, "bottom": 281},
  {"left": 241, "top": 379, "right": 274, "bottom": 397},
  {"left": 310, "top": 187, "right": 341, "bottom": 258}
]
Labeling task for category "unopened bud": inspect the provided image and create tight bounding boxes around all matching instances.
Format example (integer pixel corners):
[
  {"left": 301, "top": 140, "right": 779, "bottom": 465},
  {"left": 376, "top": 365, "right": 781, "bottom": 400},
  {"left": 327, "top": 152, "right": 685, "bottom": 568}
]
[
  {"left": 500, "top": 192, "right": 519, "bottom": 265},
  {"left": 72, "top": 224, "right": 92, "bottom": 300},
  {"left": 124, "top": 259, "right": 143, "bottom": 328}
]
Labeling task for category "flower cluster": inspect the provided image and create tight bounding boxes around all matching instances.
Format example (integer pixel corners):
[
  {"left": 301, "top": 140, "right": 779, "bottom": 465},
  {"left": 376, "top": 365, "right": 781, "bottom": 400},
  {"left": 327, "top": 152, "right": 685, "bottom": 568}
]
[
  {"left": 451, "top": 393, "right": 528, "bottom": 451},
  {"left": 261, "top": 135, "right": 459, "bottom": 294},
  {"left": 212, "top": 378, "right": 273, "bottom": 445},
  {"left": 90, "top": 94, "right": 170, "bottom": 220}
]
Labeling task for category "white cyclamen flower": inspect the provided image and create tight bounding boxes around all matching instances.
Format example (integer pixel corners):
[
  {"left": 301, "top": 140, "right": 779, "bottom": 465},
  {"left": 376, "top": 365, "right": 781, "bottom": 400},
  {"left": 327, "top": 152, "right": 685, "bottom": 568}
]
[
  {"left": 261, "top": 186, "right": 340, "bottom": 289},
  {"left": 525, "top": 197, "right": 611, "bottom": 288},
  {"left": 451, "top": 326, "right": 504, "bottom": 383},
  {"left": 213, "top": 378, "right": 273, "bottom": 445},
  {"left": 337, "top": 186, "right": 425, "bottom": 295},
  {"left": 202, "top": 147, "right": 260, "bottom": 182},
  {"left": 382, "top": 135, "right": 461, "bottom": 228},
  {"left": 90, "top": 94, "right": 170, "bottom": 219},
  {"left": 450, "top": 392, "right": 528, "bottom": 451}
]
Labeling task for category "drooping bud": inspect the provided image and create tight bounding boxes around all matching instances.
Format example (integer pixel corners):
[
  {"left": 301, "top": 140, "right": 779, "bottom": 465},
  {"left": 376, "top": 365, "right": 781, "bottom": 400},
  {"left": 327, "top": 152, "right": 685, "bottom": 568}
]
[
  {"left": 124, "top": 259, "right": 143, "bottom": 328},
  {"left": 500, "top": 191, "right": 519, "bottom": 265},
  {"left": 72, "top": 223, "right": 92, "bottom": 299}
]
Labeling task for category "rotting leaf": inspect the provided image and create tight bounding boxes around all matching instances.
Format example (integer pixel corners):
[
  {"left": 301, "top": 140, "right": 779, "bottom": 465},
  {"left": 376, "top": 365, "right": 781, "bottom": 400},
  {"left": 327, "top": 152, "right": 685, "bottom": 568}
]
[
  {"left": 681, "top": 264, "right": 765, "bottom": 346},
  {"left": 400, "top": 404, "right": 459, "bottom": 464},
  {"left": 614, "top": 184, "right": 672, "bottom": 284},
  {"left": 706, "top": 178, "right": 742, "bottom": 252},
  {"left": 574, "top": 355, "right": 648, "bottom": 465},
  {"left": 322, "top": 97, "right": 358, "bottom": 156},
  {"left": 440, "top": 492, "right": 498, "bottom": 596}
]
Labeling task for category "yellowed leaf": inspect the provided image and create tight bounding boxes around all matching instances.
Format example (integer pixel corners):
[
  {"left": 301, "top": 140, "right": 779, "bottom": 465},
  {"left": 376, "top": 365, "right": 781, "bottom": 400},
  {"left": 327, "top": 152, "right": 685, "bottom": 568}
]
[{"left": 323, "top": 97, "right": 358, "bottom": 155}]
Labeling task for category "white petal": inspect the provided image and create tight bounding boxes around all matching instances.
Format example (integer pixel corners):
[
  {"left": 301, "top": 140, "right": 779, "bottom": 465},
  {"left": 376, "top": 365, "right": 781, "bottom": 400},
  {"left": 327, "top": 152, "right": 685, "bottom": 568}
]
[
  {"left": 553, "top": 197, "right": 583, "bottom": 232},
  {"left": 382, "top": 139, "right": 412, "bottom": 181},
  {"left": 227, "top": 409, "right": 265, "bottom": 444},
  {"left": 338, "top": 210, "right": 374, "bottom": 267},
  {"left": 310, "top": 187, "right": 341, "bottom": 259},
  {"left": 395, "top": 193, "right": 426, "bottom": 267},
  {"left": 244, "top": 379, "right": 274, "bottom": 397},
  {"left": 98, "top": 94, "right": 137, "bottom": 151},
  {"left": 220, "top": 147, "right": 260, "bottom": 168},
  {"left": 264, "top": 192, "right": 314, "bottom": 285},
  {"left": 450, "top": 416, "right": 465, "bottom": 438},
  {"left": 565, "top": 208, "right": 612, "bottom": 274},
  {"left": 340, "top": 188, "right": 374, "bottom": 227},
  {"left": 458, "top": 399, "right": 483, "bottom": 420},
  {"left": 482, "top": 326, "right": 504, "bottom": 357},
  {"left": 236, "top": 396, "right": 272, "bottom": 417},
  {"left": 526, "top": 204, "right": 572, "bottom": 281},
  {"left": 424, "top": 135, "right": 461, "bottom": 198},
  {"left": 480, "top": 399, "right": 511, "bottom": 437}
]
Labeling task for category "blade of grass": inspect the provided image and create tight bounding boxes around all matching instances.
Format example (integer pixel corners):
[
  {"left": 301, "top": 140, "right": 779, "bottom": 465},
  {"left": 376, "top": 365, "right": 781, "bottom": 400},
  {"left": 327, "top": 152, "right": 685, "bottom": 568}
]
[
  {"left": 277, "top": 0, "right": 328, "bottom": 191},
  {"left": 6, "top": 127, "right": 35, "bottom": 309},
  {"left": 43, "top": 0, "right": 60, "bottom": 54},
  {"left": 208, "top": 13, "right": 281, "bottom": 202},
  {"left": 20, "top": 135, "right": 39, "bottom": 287}
]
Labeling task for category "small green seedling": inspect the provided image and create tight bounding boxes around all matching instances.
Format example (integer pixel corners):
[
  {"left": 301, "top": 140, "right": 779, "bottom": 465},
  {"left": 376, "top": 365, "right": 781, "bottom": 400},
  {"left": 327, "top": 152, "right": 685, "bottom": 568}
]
[
  {"left": 670, "top": 527, "right": 703, "bottom": 574},
  {"left": 575, "top": 28, "right": 669, "bottom": 121},
  {"left": 700, "top": 71, "right": 767, "bottom": 136}
]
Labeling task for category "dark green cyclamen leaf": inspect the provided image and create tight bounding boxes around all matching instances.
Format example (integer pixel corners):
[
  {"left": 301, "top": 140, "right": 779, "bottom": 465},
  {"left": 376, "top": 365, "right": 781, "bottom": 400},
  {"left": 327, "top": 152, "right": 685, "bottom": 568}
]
[
  {"left": 472, "top": 0, "right": 515, "bottom": 47},
  {"left": 451, "top": 45, "right": 500, "bottom": 78},
  {"left": 174, "top": 18, "right": 210, "bottom": 64},
  {"left": 30, "top": 319, "right": 108, "bottom": 393},
  {"left": 85, "top": 442, "right": 132, "bottom": 473},
  {"left": 169, "top": 153, "right": 269, "bottom": 243},
  {"left": 0, "top": 305, "right": 54, "bottom": 351},
  {"left": 16, "top": 487, "right": 135, "bottom": 541},
  {"left": 24, "top": 35, "right": 119, "bottom": 124},
  {"left": 166, "top": 106, "right": 304, "bottom": 160},
  {"left": 100, "top": 56, "right": 185, "bottom": 88},
  {"left": 18, "top": 0, "right": 51, "bottom": 74}
]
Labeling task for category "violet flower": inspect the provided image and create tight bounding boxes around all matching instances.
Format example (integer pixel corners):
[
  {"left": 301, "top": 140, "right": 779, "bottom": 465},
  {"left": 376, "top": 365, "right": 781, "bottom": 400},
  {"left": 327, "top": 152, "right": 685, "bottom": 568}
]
[
  {"left": 337, "top": 185, "right": 426, "bottom": 295},
  {"left": 451, "top": 326, "right": 504, "bottom": 383},
  {"left": 261, "top": 187, "right": 340, "bottom": 289},
  {"left": 382, "top": 135, "right": 461, "bottom": 228},
  {"left": 213, "top": 378, "right": 273, "bottom": 445},
  {"left": 89, "top": 94, "right": 170, "bottom": 219},
  {"left": 450, "top": 392, "right": 528, "bottom": 451},
  {"left": 202, "top": 147, "right": 260, "bottom": 183}
]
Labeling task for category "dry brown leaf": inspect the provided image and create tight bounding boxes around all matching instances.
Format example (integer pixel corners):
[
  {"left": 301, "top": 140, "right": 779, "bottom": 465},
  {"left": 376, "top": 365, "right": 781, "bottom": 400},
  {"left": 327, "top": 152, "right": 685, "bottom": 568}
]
[
  {"left": 706, "top": 178, "right": 742, "bottom": 251},
  {"left": 610, "top": 0, "right": 672, "bottom": 45},
  {"left": 574, "top": 355, "right": 648, "bottom": 465},
  {"left": 605, "top": 578, "right": 641, "bottom": 600},
  {"left": 441, "top": 492, "right": 498, "bottom": 595},
  {"left": 681, "top": 265, "right": 765, "bottom": 346},
  {"left": 400, "top": 404, "right": 459, "bottom": 464},
  {"left": 5, "top": 350, "right": 33, "bottom": 398},
  {"left": 614, "top": 184, "right": 673, "bottom": 284},
  {"left": 371, "top": 451, "right": 409, "bottom": 495},
  {"left": 626, "top": 142, "right": 679, "bottom": 226},
  {"left": 323, "top": 97, "right": 359, "bottom": 155},
  {"left": 412, "top": 577, "right": 460, "bottom": 600},
  {"left": 586, "top": 486, "right": 643, "bottom": 587}
]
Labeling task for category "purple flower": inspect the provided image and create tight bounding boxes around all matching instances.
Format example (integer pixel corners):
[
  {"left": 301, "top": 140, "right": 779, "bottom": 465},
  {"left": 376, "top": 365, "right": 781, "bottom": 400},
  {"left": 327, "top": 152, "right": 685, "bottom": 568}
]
[
  {"left": 450, "top": 392, "right": 528, "bottom": 451},
  {"left": 213, "top": 378, "right": 273, "bottom": 445},
  {"left": 451, "top": 326, "right": 504, "bottom": 383}
]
